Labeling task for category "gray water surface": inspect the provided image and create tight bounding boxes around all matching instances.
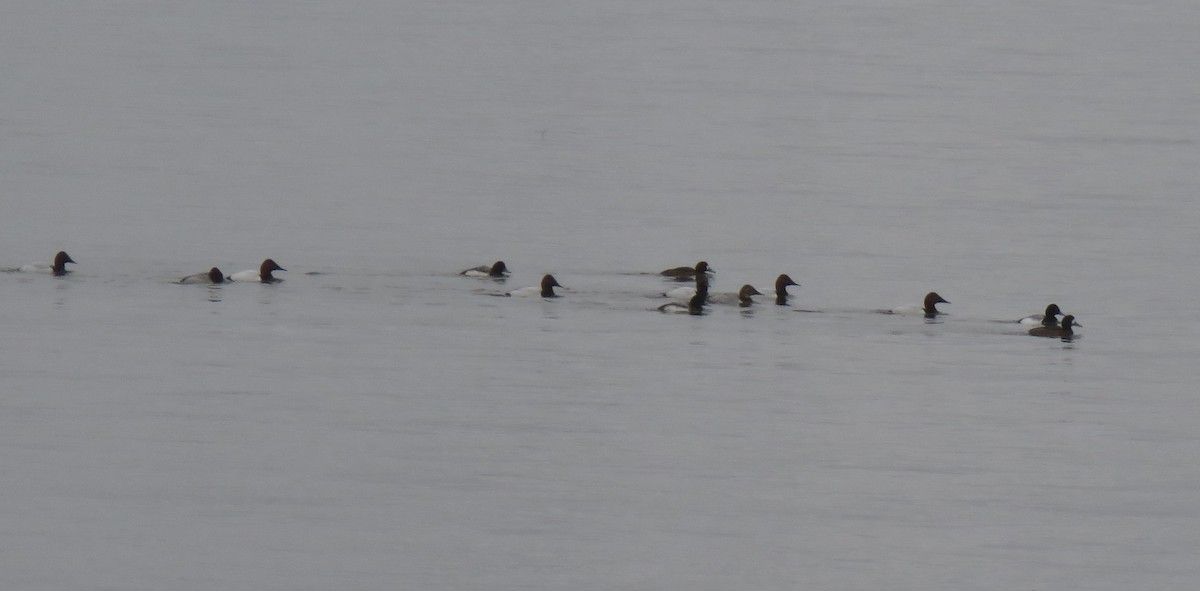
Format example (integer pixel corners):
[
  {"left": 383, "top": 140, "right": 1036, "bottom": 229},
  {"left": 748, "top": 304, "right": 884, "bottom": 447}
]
[{"left": 3, "top": 1, "right": 1198, "bottom": 589}]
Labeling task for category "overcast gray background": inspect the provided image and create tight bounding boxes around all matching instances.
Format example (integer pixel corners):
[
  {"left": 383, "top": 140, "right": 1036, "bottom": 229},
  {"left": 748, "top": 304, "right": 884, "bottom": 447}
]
[{"left": 3, "top": 1, "right": 1198, "bottom": 589}]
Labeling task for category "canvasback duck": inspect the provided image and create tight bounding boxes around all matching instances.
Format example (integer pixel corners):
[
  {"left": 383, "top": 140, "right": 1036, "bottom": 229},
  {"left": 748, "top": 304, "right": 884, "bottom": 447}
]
[
  {"left": 179, "top": 267, "right": 226, "bottom": 284},
  {"left": 1018, "top": 303, "right": 1062, "bottom": 327},
  {"left": 708, "top": 284, "right": 763, "bottom": 307},
  {"left": 659, "top": 282, "right": 708, "bottom": 314},
  {"left": 18, "top": 251, "right": 76, "bottom": 276},
  {"left": 228, "top": 259, "right": 286, "bottom": 283},
  {"left": 661, "top": 261, "right": 713, "bottom": 280},
  {"left": 461, "top": 261, "right": 509, "bottom": 278},
  {"left": 774, "top": 274, "right": 800, "bottom": 306},
  {"left": 508, "top": 274, "right": 563, "bottom": 298},
  {"left": 888, "top": 292, "right": 950, "bottom": 317},
  {"left": 1029, "top": 315, "right": 1080, "bottom": 339}
]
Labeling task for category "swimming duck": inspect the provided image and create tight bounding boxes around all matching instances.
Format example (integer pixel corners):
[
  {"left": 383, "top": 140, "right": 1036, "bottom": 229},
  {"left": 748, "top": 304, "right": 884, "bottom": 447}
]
[
  {"left": 889, "top": 292, "right": 950, "bottom": 317},
  {"left": 461, "top": 261, "right": 509, "bottom": 278},
  {"left": 660, "top": 261, "right": 713, "bottom": 280},
  {"left": 708, "top": 284, "right": 763, "bottom": 307},
  {"left": 228, "top": 259, "right": 286, "bottom": 283},
  {"left": 179, "top": 267, "right": 227, "bottom": 284},
  {"left": 508, "top": 274, "right": 563, "bottom": 298},
  {"left": 1029, "top": 315, "right": 1080, "bottom": 339},
  {"left": 774, "top": 274, "right": 800, "bottom": 306},
  {"left": 18, "top": 251, "right": 76, "bottom": 276}
]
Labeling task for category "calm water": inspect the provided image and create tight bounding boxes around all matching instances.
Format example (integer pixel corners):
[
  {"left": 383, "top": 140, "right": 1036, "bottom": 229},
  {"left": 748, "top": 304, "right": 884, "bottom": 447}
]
[{"left": 3, "top": 1, "right": 1199, "bottom": 589}]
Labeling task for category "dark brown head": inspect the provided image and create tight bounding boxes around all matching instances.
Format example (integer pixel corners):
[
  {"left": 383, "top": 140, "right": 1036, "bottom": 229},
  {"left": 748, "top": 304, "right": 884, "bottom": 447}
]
[
  {"left": 775, "top": 274, "right": 799, "bottom": 305},
  {"left": 1060, "top": 315, "right": 1079, "bottom": 331},
  {"left": 490, "top": 261, "right": 509, "bottom": 277},
  {"left": 737, "top": 284, "right": 763, "bottom": 306},
  {"left": 1042, "top": 303, "right": 1062, "bottom": 326},
  {"left": 923, "top": 292, "right": 949, "bottom": 315},
  {"left": 52, "top": 251, "right": 76, "bottom": 276},
  {"left": 260, "top": 259, "right": 286, "bottom": 283},
  {"left": 694, "top": 261, "right": 711, "bottom": 274},
  {"left": 540, "top": 274, "right": 562, "bottom": 297},
  {"left": 208, "top": 267, "right": 226, "bottom": 284}
]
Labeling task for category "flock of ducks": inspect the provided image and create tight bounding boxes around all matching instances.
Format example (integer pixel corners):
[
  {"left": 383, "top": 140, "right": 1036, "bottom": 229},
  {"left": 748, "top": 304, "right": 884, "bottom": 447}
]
[
  {"left": 463, "top": 259, "right": 1082, "bottom": 341},
  {"left": 10, "top": 253, "right": 1082, "bottom": 341}
]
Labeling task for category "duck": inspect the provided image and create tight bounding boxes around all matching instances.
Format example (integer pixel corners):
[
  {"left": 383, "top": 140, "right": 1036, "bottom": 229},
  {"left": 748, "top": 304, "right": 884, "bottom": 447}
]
[
  {"left": 707, "top": 284, "right": 763, "bottom": 307},
  {"left": 461, "top": 261, "right": 509, "bottom": 278},
  {"left": 227, "top": 259, "right": 286, "bottom": 283},
  {"left": 17, "top": 251, "right": 76, "bottom": 276},
  {"left": 1029, "top": 315, "right": 1080, "bottom": 339},
  {"left": 507, "top": 274, "right": 563, "bottom": 298},
  {"left": 660, "top": 261, "right": 713, "bottom": 280},
  {"left": 1018, "top": 303, "right": 1062, "bottom": 326},
  {"left": 179, "top": 267, "right": 227, "bottom": 284},
  {"left": 774, "top": 274, "right": 800, "bottom": 306},
  {"left": 659, "top": 282, "right": 708, "bottom": 315},
  {"left": 888, "top": 292, "right": 950, "bottom": 317}
]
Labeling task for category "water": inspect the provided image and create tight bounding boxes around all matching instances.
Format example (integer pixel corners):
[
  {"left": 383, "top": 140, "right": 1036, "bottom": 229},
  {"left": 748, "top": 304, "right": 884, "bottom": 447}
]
[{"left": 3, "top": 1, "right": 1199, "bottom": 589}]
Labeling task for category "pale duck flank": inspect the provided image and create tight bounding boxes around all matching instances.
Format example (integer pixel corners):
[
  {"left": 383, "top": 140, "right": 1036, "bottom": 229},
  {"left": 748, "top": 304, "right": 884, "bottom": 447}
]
[{"left": 661, "top": 273, "right": 711, "bottom": 302}]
